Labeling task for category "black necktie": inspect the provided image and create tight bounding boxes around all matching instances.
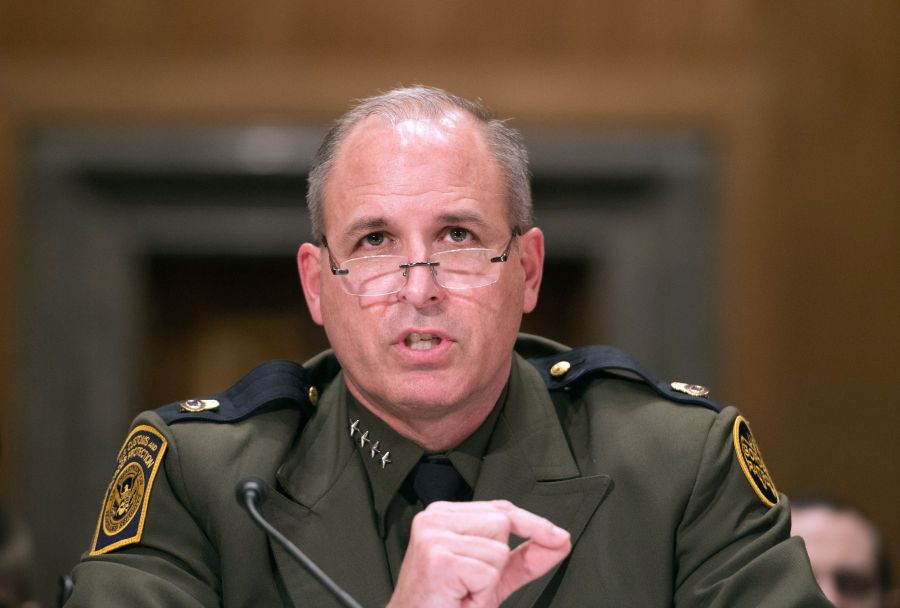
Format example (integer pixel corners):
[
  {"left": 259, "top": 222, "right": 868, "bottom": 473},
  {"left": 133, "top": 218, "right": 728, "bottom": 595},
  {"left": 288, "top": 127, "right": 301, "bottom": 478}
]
[{"left": 410, "top": 456, "right": 472, "bottom": 506}]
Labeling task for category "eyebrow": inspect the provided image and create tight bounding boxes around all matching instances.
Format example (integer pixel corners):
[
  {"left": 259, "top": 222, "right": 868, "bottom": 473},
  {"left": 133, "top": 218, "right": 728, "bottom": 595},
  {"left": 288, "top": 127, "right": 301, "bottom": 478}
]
[
  {"left": 434, "top": 211, "right": 492, "bottom": 231},
  {"left": 339, "top": 217, "right": 389, "bottom": 242}
]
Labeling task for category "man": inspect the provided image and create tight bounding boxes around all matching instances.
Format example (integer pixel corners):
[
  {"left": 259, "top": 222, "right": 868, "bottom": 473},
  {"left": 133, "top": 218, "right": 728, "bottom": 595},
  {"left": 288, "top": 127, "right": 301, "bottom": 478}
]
[
  {"left": 792, "top": 495, "right": 898, "bottom": 608},
  {"left": 0, "top": 504, "right": 41, "bottom": 608},
  {"left": 66, "top": 86, "right": 829, "bottom": 606}
]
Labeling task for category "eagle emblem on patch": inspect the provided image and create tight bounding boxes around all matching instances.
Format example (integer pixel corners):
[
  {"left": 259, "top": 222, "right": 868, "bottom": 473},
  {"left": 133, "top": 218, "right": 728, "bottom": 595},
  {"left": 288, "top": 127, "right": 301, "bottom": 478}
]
[
  {"left": 90, "top": 425, "right": 167, "bottom": 555},
  {"left": 732, "top": 416, "right": 778, "bottom": 507}
]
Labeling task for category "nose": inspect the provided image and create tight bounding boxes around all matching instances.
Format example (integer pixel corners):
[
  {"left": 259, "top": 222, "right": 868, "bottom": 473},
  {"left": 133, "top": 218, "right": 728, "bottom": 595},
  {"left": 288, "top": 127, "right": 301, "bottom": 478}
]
[{"left": 397, "top": 261, "right": 444, "bottom": 307}]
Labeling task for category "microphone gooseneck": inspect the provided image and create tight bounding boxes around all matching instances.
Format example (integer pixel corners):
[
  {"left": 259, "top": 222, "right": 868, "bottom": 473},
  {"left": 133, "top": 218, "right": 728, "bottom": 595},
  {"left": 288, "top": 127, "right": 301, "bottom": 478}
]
[
  {"left": 236, "top": 477, "right": 364, "bottom": 608},
  {"left": 235, "top": 476, "right": 267, "bottom": 505}
]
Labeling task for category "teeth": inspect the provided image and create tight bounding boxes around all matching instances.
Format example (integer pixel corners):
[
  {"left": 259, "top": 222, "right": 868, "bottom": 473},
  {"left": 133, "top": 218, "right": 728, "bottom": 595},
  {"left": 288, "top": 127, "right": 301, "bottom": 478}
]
[{"left": 406, "top": 333, "right": 441, "bottom": 350}]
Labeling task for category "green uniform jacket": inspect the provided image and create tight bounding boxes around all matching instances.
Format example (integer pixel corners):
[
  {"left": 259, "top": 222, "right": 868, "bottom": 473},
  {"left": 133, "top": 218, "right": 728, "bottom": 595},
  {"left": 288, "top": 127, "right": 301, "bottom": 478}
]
[{"left": 67, "top": 335, "right": 829, "bottom": 607}]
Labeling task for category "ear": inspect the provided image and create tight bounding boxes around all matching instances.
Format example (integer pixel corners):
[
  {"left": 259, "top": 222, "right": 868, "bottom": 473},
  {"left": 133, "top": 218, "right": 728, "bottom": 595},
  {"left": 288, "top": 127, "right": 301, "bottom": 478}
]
[
  {"left": 518, "top": 227, "right": 544, "bottom": 314},
  {"left": 297, "top": 242, "right": 324, "bottom": 326}
]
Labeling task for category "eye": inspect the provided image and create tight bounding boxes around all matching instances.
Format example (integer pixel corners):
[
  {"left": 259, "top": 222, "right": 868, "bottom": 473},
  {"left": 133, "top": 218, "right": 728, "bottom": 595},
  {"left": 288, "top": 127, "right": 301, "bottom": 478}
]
[
  {"left": 363, "top": 232, "right": 385, "bottom": 247},
  {"left": 448, "top": 227, "right": 470, "bottom": 243}
]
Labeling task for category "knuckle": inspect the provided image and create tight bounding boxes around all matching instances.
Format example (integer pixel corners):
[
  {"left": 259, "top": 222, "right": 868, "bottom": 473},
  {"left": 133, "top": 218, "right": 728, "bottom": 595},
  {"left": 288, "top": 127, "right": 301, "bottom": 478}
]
[
  {"left": 431, "top": 548, "right": 456, "bottom": 570},
  {"left": 469, "top": 564, "right": 502, "bottom": 593},
  {"left": 415, "top": 545, "right": 457, "bottom": 577},
  {"left": 411, "top": 508, "right": 442, "bottom": 530},
  {"left": 485, "top": 512, "right": 512, "bottom": 534},
  {"left": 484, "top": 565, "right": 502, "bottom": 586}
]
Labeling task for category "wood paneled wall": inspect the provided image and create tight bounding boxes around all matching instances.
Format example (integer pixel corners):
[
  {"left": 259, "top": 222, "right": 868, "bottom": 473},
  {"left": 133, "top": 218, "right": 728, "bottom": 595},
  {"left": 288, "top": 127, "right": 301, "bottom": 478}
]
[
  {"left": 0, "top": 96, "right": 17, "bottom": 498},
  {"left": 1, "top": 0, "right": 898, "bottom": 596}
]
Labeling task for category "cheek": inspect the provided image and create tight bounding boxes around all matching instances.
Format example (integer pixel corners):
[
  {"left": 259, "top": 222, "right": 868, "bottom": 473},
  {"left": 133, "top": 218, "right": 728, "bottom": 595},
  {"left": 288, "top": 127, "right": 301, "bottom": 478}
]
[
  {"left": 468, "top": 279, "right": 525, "bottom": 342},
  {"left": 319, "top": 288, "right": 385, "bottom": 352},
  {"left": 494, "top": 268, "right": 527, "bottom": 317},
  {"left": 319, "top": 289, "right": 358, "bottom": 345}
]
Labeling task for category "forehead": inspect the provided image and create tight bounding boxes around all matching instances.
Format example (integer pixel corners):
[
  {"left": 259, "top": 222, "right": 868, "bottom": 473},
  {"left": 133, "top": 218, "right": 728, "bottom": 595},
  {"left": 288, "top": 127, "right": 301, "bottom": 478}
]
[
  {"left": 322, "top": 113, "right": 506, "bottom": 236},
  {"left": 792, "top": 507, "right": 878, "bottom": 571}
]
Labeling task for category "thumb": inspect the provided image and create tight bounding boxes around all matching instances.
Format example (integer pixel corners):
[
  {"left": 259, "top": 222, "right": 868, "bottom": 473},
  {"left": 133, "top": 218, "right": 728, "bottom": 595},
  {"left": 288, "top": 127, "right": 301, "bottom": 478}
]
[{"left": 496, "top": 529, "right": 571, "bottom": 602}]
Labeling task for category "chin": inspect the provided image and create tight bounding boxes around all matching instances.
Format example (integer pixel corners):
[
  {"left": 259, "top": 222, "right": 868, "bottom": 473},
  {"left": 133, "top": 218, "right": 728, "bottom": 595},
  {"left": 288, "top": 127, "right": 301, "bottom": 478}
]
[
  {"left": 394, "top": 382, "right": 459, "bottom": 405},
  {"left": 388, "top": 376, "right": 471, "bottom": 410}
]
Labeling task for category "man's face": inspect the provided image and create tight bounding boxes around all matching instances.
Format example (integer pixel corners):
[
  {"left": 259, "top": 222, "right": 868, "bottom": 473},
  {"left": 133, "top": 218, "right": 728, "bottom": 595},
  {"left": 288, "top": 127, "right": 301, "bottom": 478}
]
[
  {"left": 298, "top": 112, "right": 543, "bottom": 439},
  {"left": 792, "top": 506, "right": 885, "bottom": 608}
]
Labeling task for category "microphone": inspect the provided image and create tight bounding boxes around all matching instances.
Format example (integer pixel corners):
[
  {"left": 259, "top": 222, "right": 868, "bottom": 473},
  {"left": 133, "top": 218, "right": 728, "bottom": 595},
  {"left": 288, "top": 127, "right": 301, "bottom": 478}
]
[{"left": 236, "top": 477, "right": 364, "bottom": 608}]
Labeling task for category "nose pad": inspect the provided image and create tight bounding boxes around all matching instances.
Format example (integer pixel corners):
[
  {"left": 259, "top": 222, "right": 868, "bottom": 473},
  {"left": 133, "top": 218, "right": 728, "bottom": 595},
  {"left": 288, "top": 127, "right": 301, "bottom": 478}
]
[{"left": 398, "top": 262, "right": 442, "bottom": 306}]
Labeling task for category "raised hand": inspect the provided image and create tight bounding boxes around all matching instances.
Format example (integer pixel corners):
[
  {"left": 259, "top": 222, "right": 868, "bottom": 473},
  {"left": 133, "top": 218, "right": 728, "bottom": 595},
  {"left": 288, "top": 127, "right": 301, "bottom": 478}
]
[{"left": 388, "top": 500, "right": 571, "bottom": 608}]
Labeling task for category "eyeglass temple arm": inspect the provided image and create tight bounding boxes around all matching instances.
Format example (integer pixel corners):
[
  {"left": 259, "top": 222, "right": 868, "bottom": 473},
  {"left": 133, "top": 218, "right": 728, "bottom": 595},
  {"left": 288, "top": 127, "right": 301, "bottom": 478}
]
[
  {"left": 321, "top": 238, "right": 350, "bottom": 275},
  {"left": 489, "top": 229, "right": 521, "bottom": 263}
]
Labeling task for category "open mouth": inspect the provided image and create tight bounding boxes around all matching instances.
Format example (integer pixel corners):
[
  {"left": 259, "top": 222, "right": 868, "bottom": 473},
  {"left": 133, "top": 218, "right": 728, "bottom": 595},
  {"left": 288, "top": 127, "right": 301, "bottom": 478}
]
[{"left": 405, "top": 332, "right": 442, "bottom": 350}]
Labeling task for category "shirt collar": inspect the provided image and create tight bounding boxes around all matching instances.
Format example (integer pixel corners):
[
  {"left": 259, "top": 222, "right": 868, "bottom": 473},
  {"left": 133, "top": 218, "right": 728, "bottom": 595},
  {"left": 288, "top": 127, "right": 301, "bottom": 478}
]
[
  {"left": 346, "top": 382, "right": 509, "bottom": 537},
  {"left": 444, "top": 384, "right": 506, "bottom": 488},
  {"left": 347, "top": 393, "right": 423, "bottom": 536}
]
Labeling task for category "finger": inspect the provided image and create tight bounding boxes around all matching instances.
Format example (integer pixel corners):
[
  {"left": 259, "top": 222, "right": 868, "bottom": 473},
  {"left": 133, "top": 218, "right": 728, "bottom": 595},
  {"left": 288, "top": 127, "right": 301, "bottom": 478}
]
[
  {"left": 496, "top": 536, "right": 572, "bottom": 602},
  {"left": 414, "top": 503, "right": 513, "bottom": 541},
  {"left": 418, "top": 501, "right": 570, "bottom": 549},
  {"left": 423, "top": 500, "right": 514, "bottom": 516},
  {"left": 427, "top": 533, "right": 511, "bottom": 570},
  {"left": 490, "top": 501, "right": 571, "bottom": 549},
  {"left": 445, "top": 554, "right": 503, "bottom": 608},
  {"left": 390, "top": 548, "right": 502, "bottom": 608}
]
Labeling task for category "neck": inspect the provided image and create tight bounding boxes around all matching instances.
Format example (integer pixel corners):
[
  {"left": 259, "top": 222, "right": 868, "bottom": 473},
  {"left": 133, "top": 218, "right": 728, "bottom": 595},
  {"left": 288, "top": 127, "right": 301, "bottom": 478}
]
[{"left": 346, "top": 381, "right": 507, "bottom": 452}]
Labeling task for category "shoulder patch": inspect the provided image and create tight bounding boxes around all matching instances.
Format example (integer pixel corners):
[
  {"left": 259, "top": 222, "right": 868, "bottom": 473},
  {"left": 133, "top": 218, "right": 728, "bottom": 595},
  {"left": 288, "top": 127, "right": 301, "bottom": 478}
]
[
  {"left": 527, "top": 345, "right": 723, "bottom": 413},
  {"left": 733, "top": 415, "right": 779, "bottom": 507},
  {"left": 155, "top": 359, "right": 316, "bottom": 425},
  {"left": 91, "top": 425, "right": 168, "bottom": 555}
]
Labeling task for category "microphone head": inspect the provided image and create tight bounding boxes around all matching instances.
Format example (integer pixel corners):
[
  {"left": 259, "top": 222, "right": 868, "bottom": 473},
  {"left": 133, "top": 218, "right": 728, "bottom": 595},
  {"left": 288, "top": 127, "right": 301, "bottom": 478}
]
[{"left": 235, "top": 476, "right": 268, "bottom": 507}]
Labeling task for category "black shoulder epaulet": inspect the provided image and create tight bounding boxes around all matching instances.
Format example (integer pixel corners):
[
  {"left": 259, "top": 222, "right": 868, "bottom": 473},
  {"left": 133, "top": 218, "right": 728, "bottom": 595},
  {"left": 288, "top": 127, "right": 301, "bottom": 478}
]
[
  {"left": 155, "top": 360, "right": 317, "bottom": 424},
  {"left": 527, "top": 345, "right": 724, "bottom": 413}
]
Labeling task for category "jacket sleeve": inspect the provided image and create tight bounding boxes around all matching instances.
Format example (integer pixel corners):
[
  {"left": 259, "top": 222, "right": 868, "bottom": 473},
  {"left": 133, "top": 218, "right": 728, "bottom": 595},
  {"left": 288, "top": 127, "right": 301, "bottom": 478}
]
[
  {"left": 673, "top": 407, "right": 830, "bottom": 607},
  {"left": 65, "top": 418, "right": 221, "bottom": 607}
]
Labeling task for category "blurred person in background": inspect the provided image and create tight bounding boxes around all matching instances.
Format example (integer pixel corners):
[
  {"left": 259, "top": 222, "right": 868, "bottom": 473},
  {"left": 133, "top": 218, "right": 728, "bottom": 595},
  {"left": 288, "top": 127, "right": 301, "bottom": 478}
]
[
  {"left": 792, "top": 494, "right": 898, "bottom": 608},
  {"left": 0, "top": 504, "right": 41, "bottom": 608}
]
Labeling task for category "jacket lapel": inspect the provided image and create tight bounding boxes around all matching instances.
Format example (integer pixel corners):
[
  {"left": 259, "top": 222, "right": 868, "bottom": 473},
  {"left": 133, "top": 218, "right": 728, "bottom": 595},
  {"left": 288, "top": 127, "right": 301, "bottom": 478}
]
[
  {"left": 257, "top": 354, "right": 611, "bottom": 608},
  {"left": 474, "top": 355, "right": 612, "bottom": 608},
  {"left": 261, "top": 376, "right": 393, "bottom": 607}
]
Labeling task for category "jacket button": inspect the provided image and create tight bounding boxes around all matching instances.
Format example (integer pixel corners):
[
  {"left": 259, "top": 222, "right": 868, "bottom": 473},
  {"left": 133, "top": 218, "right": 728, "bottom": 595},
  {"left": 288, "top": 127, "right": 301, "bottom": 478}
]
[{"left": 550, "top": 361, "right": 571, "bottom": 377}]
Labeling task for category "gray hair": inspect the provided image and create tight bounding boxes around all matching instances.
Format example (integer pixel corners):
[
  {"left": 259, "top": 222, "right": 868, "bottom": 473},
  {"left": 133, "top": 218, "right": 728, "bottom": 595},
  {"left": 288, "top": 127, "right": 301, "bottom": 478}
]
[{"left": 306, "top": 85, "right": 532, "bottom": 242}]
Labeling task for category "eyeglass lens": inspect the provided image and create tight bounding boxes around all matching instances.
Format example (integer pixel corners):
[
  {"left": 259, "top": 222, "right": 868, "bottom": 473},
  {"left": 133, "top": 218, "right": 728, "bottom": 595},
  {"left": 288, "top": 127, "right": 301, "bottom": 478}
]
[{"left": 339, "top": 248, "right": 503, "bottom": 296}]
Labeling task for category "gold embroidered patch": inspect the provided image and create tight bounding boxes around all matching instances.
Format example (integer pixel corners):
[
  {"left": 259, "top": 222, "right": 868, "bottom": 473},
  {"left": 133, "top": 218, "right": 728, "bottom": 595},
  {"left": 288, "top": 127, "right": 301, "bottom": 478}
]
[
  {"left": 90, "top": 425, "right": 168, "bottom": 555},
  {"left": 732, "top": 416, "right": 778, "bottom": 507}
]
